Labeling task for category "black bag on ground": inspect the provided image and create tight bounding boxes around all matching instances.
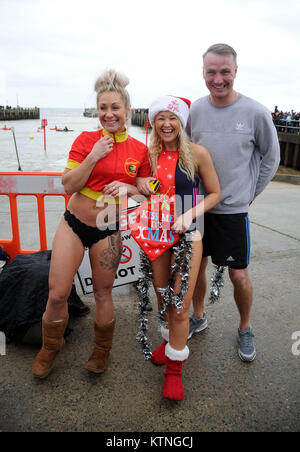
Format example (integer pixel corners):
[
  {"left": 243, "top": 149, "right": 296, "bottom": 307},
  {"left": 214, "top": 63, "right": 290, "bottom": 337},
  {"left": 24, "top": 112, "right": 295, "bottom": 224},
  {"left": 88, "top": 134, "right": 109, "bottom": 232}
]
[
  {"left": 0, "top": 246, "right": 9, "bottom": 273},
  {"left": 0, "top": 246, "right": 9, "bottom": 262},
  {"left": 0, "top": 250, "right": 89, "bottom": 344}
]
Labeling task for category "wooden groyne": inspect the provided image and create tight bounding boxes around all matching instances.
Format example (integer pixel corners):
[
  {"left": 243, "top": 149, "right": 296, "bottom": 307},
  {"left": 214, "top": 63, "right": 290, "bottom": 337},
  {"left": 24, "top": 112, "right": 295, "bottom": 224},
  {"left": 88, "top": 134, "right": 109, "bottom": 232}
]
[
  {"left": 0, "top": 107, "right": 40, "bottom": 121},
  {"left": 278, "top": 132, "right": 300, "bottom": 171},
  {"left": 131, "top": 109, "right": 300, "bottom": 171},
  {"left": 131, "top": 108, "right": 149, "bottom": 127}
]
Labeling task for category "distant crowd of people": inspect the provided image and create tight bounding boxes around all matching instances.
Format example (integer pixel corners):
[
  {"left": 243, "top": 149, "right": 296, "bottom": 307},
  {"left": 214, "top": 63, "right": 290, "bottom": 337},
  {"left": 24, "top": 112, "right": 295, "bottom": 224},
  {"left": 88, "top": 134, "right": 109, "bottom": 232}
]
[{"left": 272, "top": 106, "right": 300, "bottom": 133}]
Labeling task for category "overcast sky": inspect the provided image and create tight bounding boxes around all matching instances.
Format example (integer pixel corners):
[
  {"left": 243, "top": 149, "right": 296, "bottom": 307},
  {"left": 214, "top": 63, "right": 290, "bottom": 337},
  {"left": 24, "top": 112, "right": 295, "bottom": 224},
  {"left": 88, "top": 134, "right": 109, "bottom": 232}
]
[{"left": 0, "top": 0, "right": 299, "bottom": 112}]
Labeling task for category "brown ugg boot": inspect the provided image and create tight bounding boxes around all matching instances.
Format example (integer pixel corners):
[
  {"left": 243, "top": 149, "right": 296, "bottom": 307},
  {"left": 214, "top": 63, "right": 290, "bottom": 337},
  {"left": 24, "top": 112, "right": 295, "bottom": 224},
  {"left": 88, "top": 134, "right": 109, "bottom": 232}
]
[
  {"left": 84, "top": 317, "right": 116, "bottom": 374},
  {"left": 32, "top": 314, "right": 69, "bottom": 379}
]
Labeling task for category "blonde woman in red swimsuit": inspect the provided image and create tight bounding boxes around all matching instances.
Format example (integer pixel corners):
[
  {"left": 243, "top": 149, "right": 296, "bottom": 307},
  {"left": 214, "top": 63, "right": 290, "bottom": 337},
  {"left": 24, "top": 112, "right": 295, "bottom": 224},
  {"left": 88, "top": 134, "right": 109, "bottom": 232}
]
[
  {"left": 137, "top": 95, "right": 220, "bottom": 401},
  {"left": 32, "top": 70, "right": 150, "bottom": 379}
]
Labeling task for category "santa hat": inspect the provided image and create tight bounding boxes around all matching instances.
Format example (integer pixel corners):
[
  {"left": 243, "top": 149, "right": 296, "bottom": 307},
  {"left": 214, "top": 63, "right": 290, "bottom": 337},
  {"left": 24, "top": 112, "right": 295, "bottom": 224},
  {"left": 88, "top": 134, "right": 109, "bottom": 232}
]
[{"left": 148, "top": 95, "right": 191, "bottom": 128}]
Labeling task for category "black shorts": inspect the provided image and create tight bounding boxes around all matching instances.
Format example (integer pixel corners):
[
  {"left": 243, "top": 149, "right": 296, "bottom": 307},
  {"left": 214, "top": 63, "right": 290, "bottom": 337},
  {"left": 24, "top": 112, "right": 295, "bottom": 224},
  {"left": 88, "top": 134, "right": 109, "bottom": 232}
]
[
  {"left": 64, "top": 210, "right": 119, "bottom": 248},
  {"left": 202, "top": 212, "right": 251, "bottom": 269}
]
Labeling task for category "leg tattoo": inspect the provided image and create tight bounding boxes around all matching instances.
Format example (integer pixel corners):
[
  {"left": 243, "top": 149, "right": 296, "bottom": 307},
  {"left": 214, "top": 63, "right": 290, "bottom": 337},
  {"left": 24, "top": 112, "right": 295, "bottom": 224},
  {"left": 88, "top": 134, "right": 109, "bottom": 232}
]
[{"left": 99, "top": 232, "right": 123, "bottom": 270}]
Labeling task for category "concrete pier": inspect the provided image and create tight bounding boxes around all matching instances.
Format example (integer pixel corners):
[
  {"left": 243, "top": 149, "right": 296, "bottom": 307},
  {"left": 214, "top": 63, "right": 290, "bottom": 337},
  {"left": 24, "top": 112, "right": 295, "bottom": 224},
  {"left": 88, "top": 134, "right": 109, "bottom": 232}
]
[
  {"left": 0, "top": 181, "right": 299, "bottom": 432},
  {"left": 83, "top": 108, "right": 97, "bottom": 118}
]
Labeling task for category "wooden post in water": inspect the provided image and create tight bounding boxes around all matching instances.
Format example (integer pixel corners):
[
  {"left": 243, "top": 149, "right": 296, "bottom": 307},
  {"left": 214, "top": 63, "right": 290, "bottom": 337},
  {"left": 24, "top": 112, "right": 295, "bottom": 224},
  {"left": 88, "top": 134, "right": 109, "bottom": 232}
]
[
  {"left": 10, "top": 127, "right": 22, "bottom": 171},
  {"left": 41, "top": 118, "right": 48, "bottom": 152},
  {"left": 293, "top": 144, "right": 299, "bottom": 170},
  {"left": 144, "top": 120, "right": 150, "bottom": 146}
]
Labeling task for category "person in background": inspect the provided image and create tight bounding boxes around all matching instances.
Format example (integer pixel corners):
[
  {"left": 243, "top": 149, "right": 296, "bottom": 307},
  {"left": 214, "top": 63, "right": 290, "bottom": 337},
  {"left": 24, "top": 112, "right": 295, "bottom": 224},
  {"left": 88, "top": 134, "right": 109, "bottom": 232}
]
[
  {"left": 137, "top": 95, "right": 220, "bottom": 400},
  {"left": 32, "top": 69, "right": 151, "bottom": 379},
  {"left": 186, "top": 43, "right": 280, "bottom": 362}
]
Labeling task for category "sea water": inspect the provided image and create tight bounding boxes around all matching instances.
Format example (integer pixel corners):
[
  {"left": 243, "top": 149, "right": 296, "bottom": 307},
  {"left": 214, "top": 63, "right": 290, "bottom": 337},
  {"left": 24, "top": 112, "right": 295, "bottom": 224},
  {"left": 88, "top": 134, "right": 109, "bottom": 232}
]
[{"left": 0, "top": 108, "right": 148, "bottom": 172}]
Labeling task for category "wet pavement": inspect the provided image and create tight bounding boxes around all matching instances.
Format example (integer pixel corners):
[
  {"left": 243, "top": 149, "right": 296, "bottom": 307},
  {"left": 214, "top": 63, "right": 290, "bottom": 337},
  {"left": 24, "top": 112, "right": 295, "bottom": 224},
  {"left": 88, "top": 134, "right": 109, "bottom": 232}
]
[{"left": 0, "top": 181, "right": 299, "bottom": 432}]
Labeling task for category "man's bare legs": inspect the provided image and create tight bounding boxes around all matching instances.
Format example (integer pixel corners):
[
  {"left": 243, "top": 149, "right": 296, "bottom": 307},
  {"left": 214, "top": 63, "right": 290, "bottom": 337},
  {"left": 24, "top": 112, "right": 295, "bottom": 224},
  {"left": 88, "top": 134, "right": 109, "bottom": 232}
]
[
  {"left": 228, "top": 267, "right": 253, "bottom": 330},
  {"left": 192, "top": 260, "right": 253, "bottom": 330},
  {"left": 192, "top": 257, "right": 208, "bottom": 319}
]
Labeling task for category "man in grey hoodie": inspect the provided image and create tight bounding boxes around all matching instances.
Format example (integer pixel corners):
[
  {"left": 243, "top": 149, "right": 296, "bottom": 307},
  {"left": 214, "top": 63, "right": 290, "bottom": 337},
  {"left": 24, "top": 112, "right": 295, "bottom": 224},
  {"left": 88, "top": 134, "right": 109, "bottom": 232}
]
[{"left": 186, "top": 43, "right": 280, "bottom": 361}]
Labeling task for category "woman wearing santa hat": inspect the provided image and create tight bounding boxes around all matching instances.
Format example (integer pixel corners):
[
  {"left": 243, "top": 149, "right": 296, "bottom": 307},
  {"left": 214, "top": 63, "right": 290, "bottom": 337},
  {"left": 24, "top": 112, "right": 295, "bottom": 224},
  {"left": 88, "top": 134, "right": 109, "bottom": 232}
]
[{"left": 135, "top": 95, "right": 220, "bottom": 401}]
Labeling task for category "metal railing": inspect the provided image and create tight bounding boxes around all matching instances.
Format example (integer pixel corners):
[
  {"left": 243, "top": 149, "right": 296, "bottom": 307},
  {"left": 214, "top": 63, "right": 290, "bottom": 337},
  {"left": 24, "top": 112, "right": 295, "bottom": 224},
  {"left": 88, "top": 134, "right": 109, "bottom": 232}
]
[
  {"left": 0, "top": 172, "right": 69, "bottom": 260},
  {"left": 273, "top": 119, "right": 300, "bottom": 134}
]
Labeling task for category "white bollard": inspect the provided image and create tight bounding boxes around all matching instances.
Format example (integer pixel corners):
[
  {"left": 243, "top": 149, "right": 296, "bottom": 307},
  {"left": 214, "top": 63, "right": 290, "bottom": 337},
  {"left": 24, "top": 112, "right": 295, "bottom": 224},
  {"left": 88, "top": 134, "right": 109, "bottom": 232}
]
[{"left": 0, "top": 331, "right": 6, "bottom": 356}]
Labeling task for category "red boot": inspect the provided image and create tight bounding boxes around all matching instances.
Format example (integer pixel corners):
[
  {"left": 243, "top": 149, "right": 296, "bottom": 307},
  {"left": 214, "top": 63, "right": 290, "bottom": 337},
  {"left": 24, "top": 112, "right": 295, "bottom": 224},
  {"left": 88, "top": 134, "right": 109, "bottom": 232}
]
[
  {"left": 151, "top": 341, "right": 167, "bottom": 365},
  {"left": 163, "top": 344, "right": 189, "bottom": 401},
  {"left": 151, "top": 326, "right": 169, "bottom": 366}
]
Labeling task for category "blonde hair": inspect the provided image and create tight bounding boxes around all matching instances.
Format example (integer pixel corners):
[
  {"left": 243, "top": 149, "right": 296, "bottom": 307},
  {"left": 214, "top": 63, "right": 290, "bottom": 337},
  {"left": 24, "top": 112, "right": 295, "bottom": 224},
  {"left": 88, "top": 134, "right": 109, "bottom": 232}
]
[
  {"left": 149, "top": 119, "right": 195, "bottom": 181},
  {"left": 94, "top": 69, "right": 131, "bottom": 108}
]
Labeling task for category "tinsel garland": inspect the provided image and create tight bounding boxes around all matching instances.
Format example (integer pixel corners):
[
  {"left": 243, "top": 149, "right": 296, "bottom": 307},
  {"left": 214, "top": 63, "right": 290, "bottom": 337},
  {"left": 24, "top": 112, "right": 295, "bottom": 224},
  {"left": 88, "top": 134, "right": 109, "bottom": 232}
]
[
  {"left": 209, "top": 265, "right": 226, "bottom": 304},
  {"left": 135, "top": 235, "right": 193, "bottom": 360}
]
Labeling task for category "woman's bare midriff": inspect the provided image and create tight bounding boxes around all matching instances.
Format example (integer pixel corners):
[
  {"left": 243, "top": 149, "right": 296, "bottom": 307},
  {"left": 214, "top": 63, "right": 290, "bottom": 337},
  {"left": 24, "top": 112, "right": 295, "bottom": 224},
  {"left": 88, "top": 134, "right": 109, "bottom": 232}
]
[{"left": 66, "top": 192, "right": 120, "bottom": 227}]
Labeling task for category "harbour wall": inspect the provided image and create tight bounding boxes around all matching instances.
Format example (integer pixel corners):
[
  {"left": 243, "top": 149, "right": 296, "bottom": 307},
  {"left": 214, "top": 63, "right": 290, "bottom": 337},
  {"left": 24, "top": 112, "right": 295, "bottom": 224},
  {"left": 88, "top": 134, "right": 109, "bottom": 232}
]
[
  {"left": 0, "top": 107, "right": 40, "bottom": 121},
  {"left": 278, "top": 132, "right": 300, "bottom": 171},
  {"left": 131, "top": 109, "right": 300, "bottom": 171},
  {"left": 83, "top": 108, "right": 98, "bottom": 118}
]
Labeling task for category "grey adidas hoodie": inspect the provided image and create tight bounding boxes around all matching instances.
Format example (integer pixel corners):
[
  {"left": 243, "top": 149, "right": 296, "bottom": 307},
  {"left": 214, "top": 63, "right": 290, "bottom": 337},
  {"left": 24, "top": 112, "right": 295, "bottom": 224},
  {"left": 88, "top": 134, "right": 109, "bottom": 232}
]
[{"left": 186, "top": 94, "right": 280, "bottom": 214}]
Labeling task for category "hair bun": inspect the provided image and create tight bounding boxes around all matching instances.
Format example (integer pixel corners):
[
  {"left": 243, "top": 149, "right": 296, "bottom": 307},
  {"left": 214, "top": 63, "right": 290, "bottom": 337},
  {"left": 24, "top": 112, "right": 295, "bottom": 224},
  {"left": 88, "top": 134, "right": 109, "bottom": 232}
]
[{"left": 94, "top": 69, "right": 129, "bottom": 93}]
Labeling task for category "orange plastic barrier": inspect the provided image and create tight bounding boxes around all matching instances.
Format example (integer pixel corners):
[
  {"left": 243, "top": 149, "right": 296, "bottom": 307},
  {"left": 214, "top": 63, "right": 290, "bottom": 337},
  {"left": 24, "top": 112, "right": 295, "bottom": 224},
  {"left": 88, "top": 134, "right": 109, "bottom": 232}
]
[{"left": 0, "top": 172, "right": 70, "bottom": 260}]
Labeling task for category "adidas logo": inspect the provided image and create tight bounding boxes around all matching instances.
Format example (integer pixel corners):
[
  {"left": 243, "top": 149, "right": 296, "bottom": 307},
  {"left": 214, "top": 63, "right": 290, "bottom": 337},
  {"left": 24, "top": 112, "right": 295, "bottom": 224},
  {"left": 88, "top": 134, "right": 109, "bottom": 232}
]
[
  {"left": 226, "top": 256, "right": 235, "bottom": 262},
  {"left": 235, "top": 121, "right": 244, "bottom": 131}
]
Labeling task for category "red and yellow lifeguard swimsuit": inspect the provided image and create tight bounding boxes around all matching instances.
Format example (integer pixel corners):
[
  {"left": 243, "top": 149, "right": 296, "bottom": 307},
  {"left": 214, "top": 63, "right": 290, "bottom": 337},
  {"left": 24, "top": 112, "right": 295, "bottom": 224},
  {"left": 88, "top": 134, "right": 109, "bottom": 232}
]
[{"left": 65, "top": 128, "right": 151, "bottom": 202}]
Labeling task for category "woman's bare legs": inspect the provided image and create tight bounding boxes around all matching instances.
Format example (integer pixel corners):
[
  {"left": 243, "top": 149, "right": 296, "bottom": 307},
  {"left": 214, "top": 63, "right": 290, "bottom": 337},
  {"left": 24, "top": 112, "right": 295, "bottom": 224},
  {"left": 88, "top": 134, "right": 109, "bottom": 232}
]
[
  {"left": 32, "top": 217, "right": 85, "bottom": 378},
  {"left": 151, "top": 236, "right": 203, "bottom": 401},
  {"left": 151, "top": 249, "right": 172, "bottom": 324},
  {"left": 168, "top": 239, "right": 202, "bottom": 350},
  {"left": 45, "top": 217, "right": 85, "bottom": 321},
  {"left": 151, "top": 237, "right": 203, "bottom": 350},
  {"left": 84, "top": 231, "right": 122, "bottom": 373},
  {"left": 89, "top": 230, "right": 123, "bottom": 325}
]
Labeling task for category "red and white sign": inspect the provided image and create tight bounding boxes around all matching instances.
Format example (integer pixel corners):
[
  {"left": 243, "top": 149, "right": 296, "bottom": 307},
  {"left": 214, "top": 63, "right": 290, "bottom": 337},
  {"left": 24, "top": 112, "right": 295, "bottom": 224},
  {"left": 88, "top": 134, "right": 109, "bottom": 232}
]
[{"left": 120, "top": 245, "right": 132, "bottom": 264}]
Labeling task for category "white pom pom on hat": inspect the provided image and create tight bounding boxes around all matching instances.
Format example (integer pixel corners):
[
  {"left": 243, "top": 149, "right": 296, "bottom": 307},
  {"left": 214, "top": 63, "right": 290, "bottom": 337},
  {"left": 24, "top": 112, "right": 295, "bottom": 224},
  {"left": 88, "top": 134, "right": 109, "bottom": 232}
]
[{"left": 148, "top": 95, "right": 191, "bottom": 128}]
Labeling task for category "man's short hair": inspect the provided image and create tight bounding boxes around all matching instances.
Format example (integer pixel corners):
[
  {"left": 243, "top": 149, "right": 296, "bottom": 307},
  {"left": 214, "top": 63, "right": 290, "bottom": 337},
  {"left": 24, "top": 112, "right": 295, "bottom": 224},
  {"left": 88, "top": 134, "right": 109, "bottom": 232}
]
[{"left": 203, "top": 43, "right": 237, "bottom": 66}]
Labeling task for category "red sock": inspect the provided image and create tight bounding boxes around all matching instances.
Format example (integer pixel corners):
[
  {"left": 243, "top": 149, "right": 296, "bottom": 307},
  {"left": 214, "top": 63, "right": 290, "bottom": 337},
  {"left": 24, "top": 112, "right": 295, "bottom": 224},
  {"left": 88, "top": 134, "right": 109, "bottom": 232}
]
[
  {"left": 151, "top": 341, "right": 167, "bottom": 366},
  {"left": 163, "top": 358, "right": 184, "bottom": 401}
]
